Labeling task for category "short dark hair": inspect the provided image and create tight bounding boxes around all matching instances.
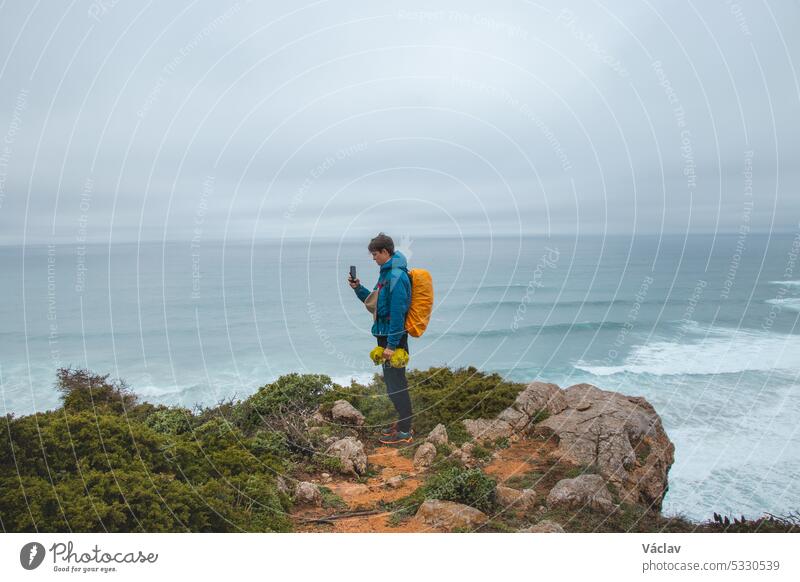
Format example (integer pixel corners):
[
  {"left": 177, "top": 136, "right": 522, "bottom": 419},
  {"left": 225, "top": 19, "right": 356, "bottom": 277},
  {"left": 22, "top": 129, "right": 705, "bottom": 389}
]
[{"left": 368, "top": 232, "right": 394, "bottom": 254}]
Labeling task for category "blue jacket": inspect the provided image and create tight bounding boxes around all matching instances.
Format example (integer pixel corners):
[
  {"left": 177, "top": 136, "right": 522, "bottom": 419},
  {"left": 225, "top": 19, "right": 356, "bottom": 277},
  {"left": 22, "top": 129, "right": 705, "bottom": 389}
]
[{"left": 354, "top": 251, "right": 411, "bottom": 348}]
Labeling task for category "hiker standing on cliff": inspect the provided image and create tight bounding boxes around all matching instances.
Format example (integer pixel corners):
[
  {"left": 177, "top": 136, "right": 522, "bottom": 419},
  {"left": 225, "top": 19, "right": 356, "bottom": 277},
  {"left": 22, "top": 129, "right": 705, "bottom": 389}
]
[{"left": 348, "top": 232, "right": 413, "bottom": 444}]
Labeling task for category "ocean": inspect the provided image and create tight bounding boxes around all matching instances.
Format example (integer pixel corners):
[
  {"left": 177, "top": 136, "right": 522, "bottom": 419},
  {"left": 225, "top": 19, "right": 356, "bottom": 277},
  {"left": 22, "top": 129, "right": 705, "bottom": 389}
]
[{"left": 1, "top": 233, "right": 799, "bottom": 522}]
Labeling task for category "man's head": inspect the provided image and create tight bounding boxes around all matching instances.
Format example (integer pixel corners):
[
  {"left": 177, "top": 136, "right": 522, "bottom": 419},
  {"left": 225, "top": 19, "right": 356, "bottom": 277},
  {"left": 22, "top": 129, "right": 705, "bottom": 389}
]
[{"left": 368, "top": 232, "right": 394, "bottom": 266}]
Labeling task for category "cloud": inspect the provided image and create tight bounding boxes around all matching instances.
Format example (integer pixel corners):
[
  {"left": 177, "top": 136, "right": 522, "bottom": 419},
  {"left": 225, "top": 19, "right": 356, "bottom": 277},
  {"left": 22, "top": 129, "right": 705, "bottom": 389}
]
[{"left": 1, "top": 0, "right": 798, "bottom": 244}]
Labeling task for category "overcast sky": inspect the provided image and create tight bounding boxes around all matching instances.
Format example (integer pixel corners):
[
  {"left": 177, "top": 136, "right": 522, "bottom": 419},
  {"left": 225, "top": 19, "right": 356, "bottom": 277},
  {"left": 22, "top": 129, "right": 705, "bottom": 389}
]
[{"left": 0, "top": 0, "right": 798, "bottom": 243}]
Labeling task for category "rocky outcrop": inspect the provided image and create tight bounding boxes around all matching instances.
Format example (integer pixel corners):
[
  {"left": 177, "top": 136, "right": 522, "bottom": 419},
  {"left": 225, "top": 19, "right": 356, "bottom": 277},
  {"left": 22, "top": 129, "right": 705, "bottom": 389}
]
[
  {"left": 463, "top": 418, "right": 514, "bottom": 442},
  {"left": 330, "top": 400, "right": 365, "bottom": 426},
  {"left": 413, "top": 442, "right": 437, "bottom": 470},
  {"left": 325, "top": 436, "right": 368, "bottom": 476},
  {"left": 463, "top": 381, "right": 568, "bottom": 442},
  {"left": 415, "top": 499, "right": 488, "bottom": 531},
  {"left": 426, "top": 424, "right": 448, "bottom": 447},
  {"left": 463, "top": 380, "right": 674, "bottom": 511},
  {"left": 535, "top": 383, "right": 674, "bottom": 511},
  {"left": 546, "top": 474, "right": 615, "bottom": 512},
  {"left": 294, "top": 481, "right": 323, "bottom": 506}
]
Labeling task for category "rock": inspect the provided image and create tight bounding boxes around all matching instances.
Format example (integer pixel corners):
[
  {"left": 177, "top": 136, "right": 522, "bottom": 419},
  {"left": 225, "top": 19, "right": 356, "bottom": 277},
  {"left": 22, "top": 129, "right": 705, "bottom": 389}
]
[
  {"left": 546, "top": 474, "right": 615, "bottom": 512},
  {"left": 514, "top": 381, "right": 569, "bottom": 418},
  {"left": 448, "top": 441, "right": 478, "bottom": 466},
  {"left": 519, "top": 520, "right": 565, "bottom": 533},
  {"left": 294, "top": 481, "right": 322, "bottom": 506},
  {"left": 323, "top": 436, "right": 338, "bottom": 446},
  {"left": 325, "top": 436, "right": 368, "bottom": 476},
  {"left": 495, "top": 485, "right": 536, "bottom": 510},
  {"left": 496, "top": 407, "right": 528, "bottom": 431},
  {"left": 462, "top": 418, "right": 513, "bottom": 442},
  {"left": 415, "top": 499, "right": 488, "bottom": 531},
  {"left": 330, "top": 400, "right": 365, "bottom": 426},
  {"left": 463, "top": 383, "right": 568, "bottom": 441},
  {"left": 536, "top": 383, "right": 674, "bottom": 510},
  {"left": 413, "top": 442, "right": 437, "bottom": 470},
  {"left": 426, "top": 424, "right": 449, "bottom": 447},
  {"left": 386, "top": 475, "right": 404, "bottom": 489},
  {"left": 478, "top": 382, "right": 570, "bottom": 438}
]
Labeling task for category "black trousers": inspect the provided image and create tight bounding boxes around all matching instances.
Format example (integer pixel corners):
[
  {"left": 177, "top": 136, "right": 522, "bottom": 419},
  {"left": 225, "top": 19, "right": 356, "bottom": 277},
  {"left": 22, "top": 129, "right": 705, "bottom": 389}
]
[{"left": 377, "top": 333, "right": 412, "bottom": 432}]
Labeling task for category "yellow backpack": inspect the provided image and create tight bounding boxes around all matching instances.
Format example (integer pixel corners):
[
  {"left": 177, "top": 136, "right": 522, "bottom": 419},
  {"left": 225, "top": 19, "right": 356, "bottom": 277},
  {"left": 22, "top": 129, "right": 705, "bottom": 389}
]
[{"left": 405, "top": 268, "right": 434, "bottom": 337}]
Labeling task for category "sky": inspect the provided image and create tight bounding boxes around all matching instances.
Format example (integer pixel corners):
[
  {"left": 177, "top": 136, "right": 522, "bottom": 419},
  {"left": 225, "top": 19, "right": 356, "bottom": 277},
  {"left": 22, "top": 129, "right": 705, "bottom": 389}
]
[{"left": 0, "top": 0, "right": 799, "bottom": 244}]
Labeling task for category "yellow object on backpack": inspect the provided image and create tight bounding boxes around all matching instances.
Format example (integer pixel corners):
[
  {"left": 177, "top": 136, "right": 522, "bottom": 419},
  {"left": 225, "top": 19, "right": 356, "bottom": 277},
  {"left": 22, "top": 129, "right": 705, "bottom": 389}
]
[{"left": 405, "top": 268, "right": 434, "bottom": 337}]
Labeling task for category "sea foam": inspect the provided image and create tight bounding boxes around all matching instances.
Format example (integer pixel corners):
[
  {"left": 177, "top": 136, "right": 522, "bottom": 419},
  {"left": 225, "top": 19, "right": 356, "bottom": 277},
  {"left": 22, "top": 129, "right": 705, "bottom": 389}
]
[{"left": 575, "top": 323, "right": 800, "bottom": 376}]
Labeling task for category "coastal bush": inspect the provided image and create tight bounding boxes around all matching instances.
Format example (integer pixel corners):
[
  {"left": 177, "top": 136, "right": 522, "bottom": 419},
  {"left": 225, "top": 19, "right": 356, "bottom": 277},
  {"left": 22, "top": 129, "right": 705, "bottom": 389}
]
[
  {"left": 56, "top": 367, "right": 138, "bottom": 414},
  {"left": 144, "top": 407, "right": 194, "bottom": 435},
  {"left": 423, "top": 465, "right": 497, "bottom": 514},
  {"left": 233, "top": 374, "right": 336, "bottom": 455},
  {"left": 0, "top": 370, "right": 291, "bottom": 532}
]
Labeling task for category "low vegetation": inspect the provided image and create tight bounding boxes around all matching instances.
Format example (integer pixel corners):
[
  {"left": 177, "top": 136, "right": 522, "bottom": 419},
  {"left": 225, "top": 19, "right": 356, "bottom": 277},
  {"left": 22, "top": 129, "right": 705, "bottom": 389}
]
[{"left": 2, "top": 366, "right": 795, "bottom": 533}]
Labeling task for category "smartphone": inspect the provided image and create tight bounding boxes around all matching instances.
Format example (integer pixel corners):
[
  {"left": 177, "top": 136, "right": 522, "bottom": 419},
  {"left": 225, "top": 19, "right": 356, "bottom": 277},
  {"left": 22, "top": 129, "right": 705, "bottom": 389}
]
[{"left": 349, "top": 265, "right": 357, "bottom": 281}]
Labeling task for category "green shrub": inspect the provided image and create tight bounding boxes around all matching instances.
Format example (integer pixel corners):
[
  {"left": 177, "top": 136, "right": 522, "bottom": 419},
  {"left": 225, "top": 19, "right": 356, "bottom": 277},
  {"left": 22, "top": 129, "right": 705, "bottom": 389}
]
[
  {"left": 56, "top": 367, "right": 138, "bottom": 414},
  {"left": 236, "top": 374, "right": 334, "bottom": 426},
  {"left": 233, "top": 374, "right": 335, "bottom": 440},
  {"left": 144, "top": 407, "right": 194, "bottom": 435},
  {"left": 0, "top": 370, "right": 290, "bottom": 532},
  {"left": 423, "top": 465, "right": 497, "bottom": 514}
]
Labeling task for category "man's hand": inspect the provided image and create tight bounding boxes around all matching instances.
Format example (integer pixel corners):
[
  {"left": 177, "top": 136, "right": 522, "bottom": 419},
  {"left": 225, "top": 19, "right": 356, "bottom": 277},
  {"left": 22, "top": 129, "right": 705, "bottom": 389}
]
[
  {"left": 382, "top": 348, "right": 395, "bottom": 360},
  {"left": 348, "top": 276, "right": 360, "bottom": 289}
]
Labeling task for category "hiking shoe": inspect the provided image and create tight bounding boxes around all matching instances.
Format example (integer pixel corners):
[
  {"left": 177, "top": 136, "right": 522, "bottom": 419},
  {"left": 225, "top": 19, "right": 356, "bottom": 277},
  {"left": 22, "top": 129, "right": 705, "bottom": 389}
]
[
  {"left": 380, "top": 423, "right": 415, "bottom": 437},
  {"left": 379, "top": 430, "right": 413, "bottom": 445},
  {"left": 380, "top": 422, "right": 398, "bottom": 437}
]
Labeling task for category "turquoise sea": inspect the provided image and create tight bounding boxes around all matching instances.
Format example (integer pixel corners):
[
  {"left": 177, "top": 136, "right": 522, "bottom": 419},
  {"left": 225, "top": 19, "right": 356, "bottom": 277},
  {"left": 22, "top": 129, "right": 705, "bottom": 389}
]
[{"left": 1, "top": 233, "right": 799, "bottom": 521}]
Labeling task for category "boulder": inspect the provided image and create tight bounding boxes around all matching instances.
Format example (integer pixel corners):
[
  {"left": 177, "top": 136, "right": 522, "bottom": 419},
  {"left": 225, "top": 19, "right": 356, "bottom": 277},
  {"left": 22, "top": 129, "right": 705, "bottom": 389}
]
[
  {"left": 325, "top": 436, "right": 368, "bottom": 476},
  {"left": 495, "top": 485, "right": 536, "bottom": 510},
  {"left": 491, "top": 382, "right": 570, "bottom": 436},
  {"left": 462, "top": 418, "right": 513, "bottom": 442},
  {"left": 536, "top": 383, "right": 674, "bottom": 510},
  {"left": 426, "top": 424, "right": 449, "bottom": 447},
  {"left": 413, "top": 442, "right": 437, "bottom": 470},
  {"left": 546, "top": 474, "right": 615, "bottom": 512},
  {"left": 463, "top": 382, "right": 569, "bottom": 442},
  {"left": 514, "top": 381, "right": 569, "bottom": 418},
  {"left": 519, "top": 520, "right": 565, "bottom": 533},
  {"left": 415, "top": 499, "right": 488, "bottom": 531},
  {"left": 294, "top": 481, "right": 322, "bottom": 506},
  {"left": 330, "top": 400, "right": 365, "bottom": 426}
]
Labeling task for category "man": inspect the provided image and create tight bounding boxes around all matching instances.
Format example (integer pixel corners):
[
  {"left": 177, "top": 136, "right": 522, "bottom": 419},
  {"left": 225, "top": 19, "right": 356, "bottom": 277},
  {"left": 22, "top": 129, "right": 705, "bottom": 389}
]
[{"left": 348, "top": 232, "right": 413, "bottom": 444}]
